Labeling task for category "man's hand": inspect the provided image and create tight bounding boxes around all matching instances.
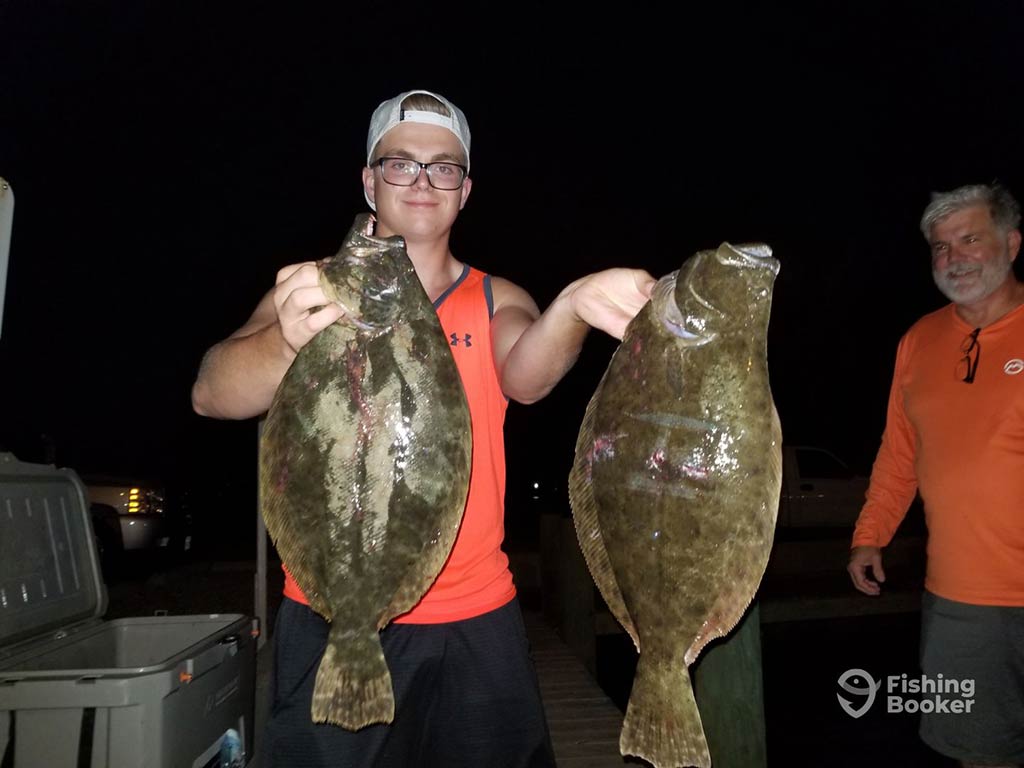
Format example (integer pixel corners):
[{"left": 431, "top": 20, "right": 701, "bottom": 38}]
[
  {"left": 848, "top": 545, "right": 886, "bottom": 596},
  {"left": 563, "top": 268, "right": 657, "bottom": 340},
  {"left": 273, "top": 262, "right": 345, "bottom": 356}
]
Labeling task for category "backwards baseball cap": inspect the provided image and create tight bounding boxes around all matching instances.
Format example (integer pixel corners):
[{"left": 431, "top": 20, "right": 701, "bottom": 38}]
[{"left": 366, "top": 89, "right": 471, "bottom": 170}]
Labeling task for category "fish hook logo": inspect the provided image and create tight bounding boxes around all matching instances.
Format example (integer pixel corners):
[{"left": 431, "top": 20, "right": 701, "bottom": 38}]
[{"left": 837, "top": 668, "right": 880, "bottom": 718}]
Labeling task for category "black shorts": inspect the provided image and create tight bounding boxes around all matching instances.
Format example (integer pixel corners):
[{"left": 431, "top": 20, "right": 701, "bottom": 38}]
[
  {"left": 919, "top": 591, "right": 1024, "bottom": 764},
  {"left": 264, "top": 597, "right": 557, "bottom": 768}
]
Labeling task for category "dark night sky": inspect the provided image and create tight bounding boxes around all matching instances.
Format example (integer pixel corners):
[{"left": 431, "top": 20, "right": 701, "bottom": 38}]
[{"left": 1, "top": 2, "right": 1023, "bottom": 518}]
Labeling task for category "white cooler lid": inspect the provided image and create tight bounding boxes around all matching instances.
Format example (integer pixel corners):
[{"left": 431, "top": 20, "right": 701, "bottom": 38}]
[{"left": 0, "top": 453, "right": 106, "bottom": 654}]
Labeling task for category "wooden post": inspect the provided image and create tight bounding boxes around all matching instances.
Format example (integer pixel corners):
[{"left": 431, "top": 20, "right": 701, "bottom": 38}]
[
  {"left": 692, "top": 601, "right": 768, "bottom": 767},
  {"left": 555, "top": 516, "right": 597, "bottom": 676},
  {"left": 539, "top": 512, "right": 598, "bottom": 675},
  {"left": 539, "top": 511, "right": 561, "bottom": 627}
]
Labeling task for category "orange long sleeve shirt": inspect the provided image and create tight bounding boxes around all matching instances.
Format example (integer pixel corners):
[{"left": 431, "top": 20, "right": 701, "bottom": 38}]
[
  {"left": 852, "top": 302, "right": 1024, "bottom": 606},
  {"left": 283, "top": 265, "right": 516, "bottom": 622}
]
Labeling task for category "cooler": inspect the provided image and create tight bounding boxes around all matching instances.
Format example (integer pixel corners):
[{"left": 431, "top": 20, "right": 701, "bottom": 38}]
[{"left": 0, "top": 453, "right": 256, "bottom": 767}]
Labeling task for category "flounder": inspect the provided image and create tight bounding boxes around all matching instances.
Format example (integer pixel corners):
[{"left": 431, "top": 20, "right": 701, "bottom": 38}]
[
  {"left": 568, "top": 242, "right": 781, "bottom": 768},
  {"left": 260, "top": 213, "right": 472, "bottom": 729}
]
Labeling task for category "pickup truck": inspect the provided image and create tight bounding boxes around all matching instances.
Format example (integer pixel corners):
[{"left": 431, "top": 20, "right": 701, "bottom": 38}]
[{"left": 776, "top": 444, "right": 869, "bottom": 529}]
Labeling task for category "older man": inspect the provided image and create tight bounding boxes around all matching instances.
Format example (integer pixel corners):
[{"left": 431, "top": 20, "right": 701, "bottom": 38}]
[{"left": 848, "top": 183, "right": 1024, "bottom": 767}]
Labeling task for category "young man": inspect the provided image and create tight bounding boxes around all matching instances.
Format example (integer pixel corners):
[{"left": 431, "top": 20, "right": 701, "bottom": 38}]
[
  {"left": 192, "top": 89, "right": 656, "bottom": 767},
  {"left": 848, "top": 183, "right": 1024, "bottom": 768}
]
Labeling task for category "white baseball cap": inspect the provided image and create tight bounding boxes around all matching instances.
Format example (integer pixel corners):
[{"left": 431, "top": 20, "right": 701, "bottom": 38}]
[{"left": 364, "top": 89, "right": 471, "bottom": 211}]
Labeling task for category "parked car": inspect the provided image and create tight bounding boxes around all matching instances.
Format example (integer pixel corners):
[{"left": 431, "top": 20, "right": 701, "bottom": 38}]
[
  {"left": 88, "top": 501, "right": 124, "bottom": 574},
  {"left": 83, "top": 476, "right": 192, "bottom": 567},
  {"left": 777, "top": 444, "right": 870, "bottom": 529}
]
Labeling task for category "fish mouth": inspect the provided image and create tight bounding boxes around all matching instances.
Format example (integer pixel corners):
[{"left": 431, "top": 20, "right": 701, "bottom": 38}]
[
  {"left": 662, "top": 277, "right": 718, "bottom": 346},
  {"left": 661, "top": 244, "right": 778, "bottom": 344},
  {"left": 331, "top": 300, "right": 377, "bottom": 331},
  {"left": 350, "top": 220, "right": 407, "bottom": 253},
  {"left": 663, "top": 314, "right": 717, "bottom": 346},
  {"left": 320, "top": 248, "right": 402, "bottom": 332},
  {"left": 716, "top": 243, "right": 780, "bottom": 274}
]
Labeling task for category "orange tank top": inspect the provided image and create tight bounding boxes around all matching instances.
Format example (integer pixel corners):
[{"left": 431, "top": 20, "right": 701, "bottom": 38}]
[{"left": 281, "top": 265, "right": 516, "bottom": 622}]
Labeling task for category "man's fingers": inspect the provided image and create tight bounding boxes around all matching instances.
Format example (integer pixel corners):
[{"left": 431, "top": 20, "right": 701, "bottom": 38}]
[
  {"left": 276, "top": 261, "right": 318, "bottom": 286},
  {"left": 280, "top": 285, "right": 332, "bottom": 320},
  {"left": 273, "top": 264, "right": 323, "bottom": 313},
  {"left": 848, "top": 564, "right": 881, "bottom": 596},
  {"left": 306, "top": 303, "right": 344, "bottom": 333},
  {"left": 848, "top": 547, "right": 884, "bottom": 596},
  {"left": 633, "top": 270, "right": 657, "bottom": 300}
]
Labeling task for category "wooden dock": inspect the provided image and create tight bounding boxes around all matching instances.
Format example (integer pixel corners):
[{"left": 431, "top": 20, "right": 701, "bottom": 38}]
[
  {"left": 522, "top": 609, "right": 630, "bottom": 767},
  {"left": 510, "top": 515, "right": 930, "bottom": 768}
]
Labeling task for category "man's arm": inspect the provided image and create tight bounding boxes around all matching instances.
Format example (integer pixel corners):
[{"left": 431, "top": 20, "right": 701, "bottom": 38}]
[
  {"left": 491, "top": 268, "right": 656, "bottom": 405},
  {"left": 191, "top": 263, "right": 344, "bottom": 420}
]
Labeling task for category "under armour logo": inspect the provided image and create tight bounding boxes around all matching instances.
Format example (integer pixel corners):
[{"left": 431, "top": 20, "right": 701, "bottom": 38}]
[{"left": 450, "top": 333, "right": 472, "bottom": 347}]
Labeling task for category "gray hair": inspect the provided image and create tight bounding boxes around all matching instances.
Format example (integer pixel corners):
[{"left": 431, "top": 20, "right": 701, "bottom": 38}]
[{"left": 920, "top": 183, "right": 1021, "bottom": 238}]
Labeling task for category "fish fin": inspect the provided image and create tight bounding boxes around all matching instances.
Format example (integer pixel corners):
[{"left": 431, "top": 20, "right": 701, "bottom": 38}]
[
  {"left": 620, "top": 651, "right": 710, "bottom": 768},
  {"left": 685, "top": 597, "right": 757, "bottom": 667},
  {"left": 379, "top": 525, "right": 461, "bottom": 627},
  {"left": 568, "top": 379, "right": 640, "bottom": 651},
  {"left": 259, "top": 404, "right": 335, "bottom": 618},
  {"left": 311, "top": 626, "right": 395, "bottom": 729}
]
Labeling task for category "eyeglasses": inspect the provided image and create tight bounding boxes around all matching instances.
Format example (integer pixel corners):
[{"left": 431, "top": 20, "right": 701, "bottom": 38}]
[
  {"left": 375, "top": 157, "right": 467, "bottom": 190},
  {"left": 959, "top": 327, "right": 981, "bottom": 384}
]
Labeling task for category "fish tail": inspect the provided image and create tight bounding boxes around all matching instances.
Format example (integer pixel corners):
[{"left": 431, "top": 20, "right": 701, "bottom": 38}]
[
  {"left": 620, "top": 652, "right": 710, "bottom": 768},
  {"left": 310, "top": 627, "right": 395, "bottom": 729}
]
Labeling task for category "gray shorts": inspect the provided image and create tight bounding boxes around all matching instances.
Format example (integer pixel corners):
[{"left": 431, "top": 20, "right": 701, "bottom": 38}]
[{"left": 919, "top": 591, "right": 1024, "bottom": 764}]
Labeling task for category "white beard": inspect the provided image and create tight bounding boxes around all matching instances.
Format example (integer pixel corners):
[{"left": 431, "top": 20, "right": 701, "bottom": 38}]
[{"left": 932, "top": 251, "right": 1014, "bottom": 305}]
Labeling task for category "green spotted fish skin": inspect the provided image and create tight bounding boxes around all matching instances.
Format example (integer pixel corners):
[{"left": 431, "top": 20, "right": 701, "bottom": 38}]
[
  {"left": 569, "top": 243, "right": 782, "bottom": 768},
  {"left": 260, "top": 213, "right": 472, "bottom": 729}
]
